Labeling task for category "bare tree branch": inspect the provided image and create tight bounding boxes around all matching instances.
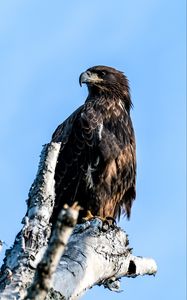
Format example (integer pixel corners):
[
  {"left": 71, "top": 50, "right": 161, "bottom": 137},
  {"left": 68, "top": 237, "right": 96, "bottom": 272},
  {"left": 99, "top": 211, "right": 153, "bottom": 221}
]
[
  {"left": 48, "top": 219, "right": 157, "bottom": 300},
  {"left": 25, "top": 204, "right": 80, "bottom": 300},
  {"left": 0, "top": 141, "right": 157, "bottom": 300},
  {"left": 0, "top": 142, "right": 61, "bottom": 300}
]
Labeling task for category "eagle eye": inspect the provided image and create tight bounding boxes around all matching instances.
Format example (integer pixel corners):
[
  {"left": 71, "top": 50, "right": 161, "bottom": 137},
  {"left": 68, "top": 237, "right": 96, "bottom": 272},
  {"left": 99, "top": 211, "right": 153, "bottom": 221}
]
[{"left": 101, "top": 71, "right": 106, "bottom": 77}]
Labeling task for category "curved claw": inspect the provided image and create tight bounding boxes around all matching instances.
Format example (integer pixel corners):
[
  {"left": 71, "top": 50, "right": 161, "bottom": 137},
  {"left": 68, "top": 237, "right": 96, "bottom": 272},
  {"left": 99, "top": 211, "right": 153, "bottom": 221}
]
[
  {"left": 102, "top": 219, "right": 110, "bottom": 232},
  {"left": 82, "top": 212, "right": 117, "bottom": 230},
  {"left": 105, "top": 216, "right": 117, "bottom": 226}
]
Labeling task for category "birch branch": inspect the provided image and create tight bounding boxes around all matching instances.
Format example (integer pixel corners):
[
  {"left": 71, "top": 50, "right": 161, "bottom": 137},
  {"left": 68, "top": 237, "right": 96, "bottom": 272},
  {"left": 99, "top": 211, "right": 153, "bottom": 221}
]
[
  {"left": 0, "top": 142, "right": 61, "bottom": 300},
  {"left": 48, "top": 219, "right": 157, "bottom": 300},
  {"left": 25, "top": 204, "right": 79, "bottom": 300}
]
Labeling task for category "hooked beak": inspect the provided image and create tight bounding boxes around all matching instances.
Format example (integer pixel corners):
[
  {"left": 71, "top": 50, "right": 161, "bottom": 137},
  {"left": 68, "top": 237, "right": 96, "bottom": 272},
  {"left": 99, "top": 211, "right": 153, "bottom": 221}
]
[
  {"left": 79, "top": 71, "right": 90, "bottom": 86},
  {"left": 79, "top": 71, "right": 103, "bottom": 86}
]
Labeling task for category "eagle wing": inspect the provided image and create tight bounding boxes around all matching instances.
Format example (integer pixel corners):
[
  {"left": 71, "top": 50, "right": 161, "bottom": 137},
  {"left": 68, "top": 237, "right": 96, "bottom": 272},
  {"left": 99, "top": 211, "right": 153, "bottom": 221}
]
[
  {"left": 95, "top": 113, "right": 136, "bottom": 219},
  {"left": 50, "top": 102, "right": 103, "bottom": 223}
]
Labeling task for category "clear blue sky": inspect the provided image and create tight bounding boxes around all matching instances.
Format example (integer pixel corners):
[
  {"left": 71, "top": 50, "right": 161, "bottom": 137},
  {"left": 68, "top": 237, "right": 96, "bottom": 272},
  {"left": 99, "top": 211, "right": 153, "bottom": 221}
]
[{"left": 0, "top": 1, "right": 186, "bottom": 299}]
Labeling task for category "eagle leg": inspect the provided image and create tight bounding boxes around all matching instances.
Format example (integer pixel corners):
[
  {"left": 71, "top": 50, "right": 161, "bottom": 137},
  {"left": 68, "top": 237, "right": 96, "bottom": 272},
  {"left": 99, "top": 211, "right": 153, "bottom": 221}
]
[
  {"left": 82, "top": 210, "right": 95, "bottom": 222},
  {"left": 82, "top": 211, "right": 116, "bottom": 231}
]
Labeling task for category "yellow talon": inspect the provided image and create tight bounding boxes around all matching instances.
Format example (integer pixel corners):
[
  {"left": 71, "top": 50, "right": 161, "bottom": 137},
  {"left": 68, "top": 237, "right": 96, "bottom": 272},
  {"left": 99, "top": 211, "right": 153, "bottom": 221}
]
[
  {"left": 82, "top": 211, "right": 116, "bottom": 227},
  {"left": 82, "top": 210, "right": 95, "bottom": 221}
]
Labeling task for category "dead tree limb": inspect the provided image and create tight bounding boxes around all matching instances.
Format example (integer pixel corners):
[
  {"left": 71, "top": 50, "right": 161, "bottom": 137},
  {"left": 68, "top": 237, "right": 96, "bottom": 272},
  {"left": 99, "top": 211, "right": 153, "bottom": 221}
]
[
  {"left": 25, "top": 204, "right": 80, "bottom": 300},
  {"left": 0, "top": 141, "right": 157, "bottom": 300},
  {"left": 0, "top": 142, "right": 61, "bottom": 300},
  {"left": 49, "top": 219, "right": 157, "bottom": 300}
]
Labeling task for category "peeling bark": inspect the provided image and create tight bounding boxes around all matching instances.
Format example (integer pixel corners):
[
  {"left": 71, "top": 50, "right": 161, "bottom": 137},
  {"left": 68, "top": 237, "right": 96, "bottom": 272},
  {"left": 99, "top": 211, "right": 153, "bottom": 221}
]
[
  {"left": 25, "top": 204, "right": 80, "bottom": 300},
  {"left": 50, "top": 219, "right": 157, "bottom": 300},
  {"left": 0, "top": 141, "right": 157, "bottom": 300},
  {"left": 0, "top": 142, "right": 61, "bottom": 300}
]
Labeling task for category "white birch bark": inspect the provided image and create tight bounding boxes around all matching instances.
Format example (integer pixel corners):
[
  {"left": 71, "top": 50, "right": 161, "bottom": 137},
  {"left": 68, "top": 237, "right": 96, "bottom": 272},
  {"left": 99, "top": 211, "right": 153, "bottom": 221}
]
[
  {"left": 24, "top": 204, "right": 80, "bottom": 300},
  {"left": 50, "top": 219, "right": 157, "bottom": 300},
  {"left": 0, "top": 142, "right": 61, "bottom": 300}
]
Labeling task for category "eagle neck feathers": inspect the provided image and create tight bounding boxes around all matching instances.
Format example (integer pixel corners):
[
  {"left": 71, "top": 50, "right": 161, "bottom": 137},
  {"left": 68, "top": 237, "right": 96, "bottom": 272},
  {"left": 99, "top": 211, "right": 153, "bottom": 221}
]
[{"left": 86, "top": 85, "right": 132, "bottom": 114}]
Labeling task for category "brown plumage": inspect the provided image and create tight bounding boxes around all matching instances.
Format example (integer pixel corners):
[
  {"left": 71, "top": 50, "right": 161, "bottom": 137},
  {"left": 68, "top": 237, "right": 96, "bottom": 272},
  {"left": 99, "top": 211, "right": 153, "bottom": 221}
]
[{"left": 50, "top": 66, "right": 136, "bottom": 224}]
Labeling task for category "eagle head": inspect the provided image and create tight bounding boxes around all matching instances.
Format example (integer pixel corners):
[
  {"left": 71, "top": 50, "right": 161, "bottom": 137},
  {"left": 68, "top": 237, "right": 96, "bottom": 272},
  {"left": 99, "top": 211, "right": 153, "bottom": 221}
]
[{"left": 79, "top": 65, "right": 132, "bottom": 109}]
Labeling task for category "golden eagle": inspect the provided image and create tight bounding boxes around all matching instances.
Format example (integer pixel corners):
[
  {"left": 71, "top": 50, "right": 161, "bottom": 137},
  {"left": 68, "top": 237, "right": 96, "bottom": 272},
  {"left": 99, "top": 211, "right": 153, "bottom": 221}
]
[{"left": 51, "top": 66, "right": 136, "bottom": 224}]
